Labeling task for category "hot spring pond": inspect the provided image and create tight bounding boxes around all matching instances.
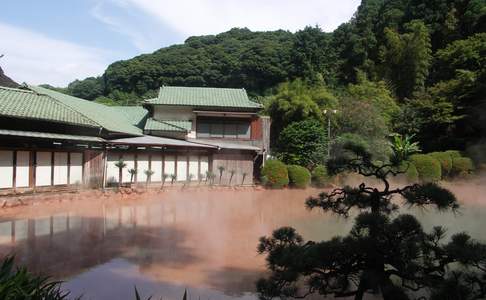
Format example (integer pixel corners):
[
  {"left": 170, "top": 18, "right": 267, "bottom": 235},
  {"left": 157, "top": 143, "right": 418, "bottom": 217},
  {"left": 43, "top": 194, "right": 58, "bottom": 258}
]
[{"left": 0, "top": 181, "right": 485, "bottom": 299}]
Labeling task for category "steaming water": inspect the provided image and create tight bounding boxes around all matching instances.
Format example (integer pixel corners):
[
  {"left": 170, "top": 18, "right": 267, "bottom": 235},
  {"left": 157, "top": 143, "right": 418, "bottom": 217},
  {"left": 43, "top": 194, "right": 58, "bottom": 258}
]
[{"left": 0, "top": 183, "right": 485, "bottom": 300}]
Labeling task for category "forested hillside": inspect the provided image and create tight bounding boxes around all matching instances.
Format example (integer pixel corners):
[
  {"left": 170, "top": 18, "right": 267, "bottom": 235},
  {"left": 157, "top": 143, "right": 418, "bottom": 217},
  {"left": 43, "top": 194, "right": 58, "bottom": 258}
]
[{"left": 64, "top": 0, "right": 485, "bottom": 155}]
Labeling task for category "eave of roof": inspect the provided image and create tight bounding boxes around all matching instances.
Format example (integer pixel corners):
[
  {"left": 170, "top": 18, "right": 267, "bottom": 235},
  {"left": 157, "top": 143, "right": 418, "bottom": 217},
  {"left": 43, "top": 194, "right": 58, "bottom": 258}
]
[
  {"left": 188, "top": 138, "right": 262, "bottom": 151},
  {"left": 0, "top": 129, "right": 105, "bottom": 142},
  {"left": 107, "top": 135, "right": 217, "bottom": 148}
]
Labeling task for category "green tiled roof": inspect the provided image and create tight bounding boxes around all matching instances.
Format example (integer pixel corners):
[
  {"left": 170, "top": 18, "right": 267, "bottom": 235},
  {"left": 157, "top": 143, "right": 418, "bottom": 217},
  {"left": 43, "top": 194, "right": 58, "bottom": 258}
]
[
  {"left": 110, "top": 106, "right": 148, "bottom": 128},
  {"left": 27, "top": 85, "right": 142, "bottom": 136},
  {"left": 144, "top": 118, "right": 191, "bottom": 132},
  {"left": 0, "top": 86, "right": 98, "bottom": 127},
  {"left": 145, "top": 86, "right": 262, "bottom": 110}
]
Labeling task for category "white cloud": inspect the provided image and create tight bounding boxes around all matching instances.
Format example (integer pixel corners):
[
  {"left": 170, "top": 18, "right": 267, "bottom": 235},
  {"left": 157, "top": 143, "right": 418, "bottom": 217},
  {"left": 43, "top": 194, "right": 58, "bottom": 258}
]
[
  {"left": 123, "top": 0, "right": 360, "bottom": 36},
  {"left": 91, "top": 1, "right": 164, "bottom": 52},
  {"left": 0, "top": 23, "right": 114, "bottom": 86}
]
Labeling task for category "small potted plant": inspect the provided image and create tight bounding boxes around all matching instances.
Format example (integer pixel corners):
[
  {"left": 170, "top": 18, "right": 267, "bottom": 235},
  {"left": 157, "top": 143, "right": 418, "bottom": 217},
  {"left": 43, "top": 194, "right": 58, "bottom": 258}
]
[
  {"left": 228, "top": 169, "right": 236, "bottom": 186},
  {"left": 218, "top": 166, "right": 225, "bottom": 184},
  {"left": 161, "top": 173, "right": 169, "bottom": 189},
  {"left": 114, "top": 159, "right": 126, "bottom": 188},
  {"left": 128, "top": 168, "right": 137, "bottom": 185},
  {"left": 144, "top": 169, "right": 154, "bottom": 187}
]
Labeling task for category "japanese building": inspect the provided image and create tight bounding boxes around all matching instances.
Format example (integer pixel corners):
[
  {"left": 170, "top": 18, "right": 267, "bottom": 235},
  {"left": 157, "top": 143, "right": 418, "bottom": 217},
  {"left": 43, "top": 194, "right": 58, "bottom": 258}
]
[{"left": 0, "top": 85, "right": 270, "bottom": 194}]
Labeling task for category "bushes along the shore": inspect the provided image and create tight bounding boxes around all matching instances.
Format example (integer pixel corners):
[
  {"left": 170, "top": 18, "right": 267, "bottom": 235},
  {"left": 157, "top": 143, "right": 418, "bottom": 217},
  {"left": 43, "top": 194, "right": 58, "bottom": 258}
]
[
  {"left": 261, "top": 159, "right": 289, "bottom": 188},
  {"left": 409, "top": 154, "right": 442, "bottom": 182},
  {"left": 429, "top": 152, "right": 453, "bottom": 176},
  {"left": 311, "top": 165, "right": 329, "bottom": 187},
  {"left": 287, "top": 165, "right": 311, "bottom": 188},
  {"left": 451, "top": 157, "right": 475, "bottom": 177}
]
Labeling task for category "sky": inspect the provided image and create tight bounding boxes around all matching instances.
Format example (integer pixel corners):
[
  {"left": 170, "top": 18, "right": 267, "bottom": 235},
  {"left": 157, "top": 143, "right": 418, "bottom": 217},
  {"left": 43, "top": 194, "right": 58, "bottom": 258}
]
[{"left": 0, "top": 0, "right": 361, "bottom": 87}]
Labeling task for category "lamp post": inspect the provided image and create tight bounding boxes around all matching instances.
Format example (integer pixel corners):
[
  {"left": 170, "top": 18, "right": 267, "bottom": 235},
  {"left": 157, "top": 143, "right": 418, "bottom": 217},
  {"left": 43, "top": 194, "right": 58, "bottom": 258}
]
[{"left": 323, "top": 109, "right": 338, "bottom": 158}]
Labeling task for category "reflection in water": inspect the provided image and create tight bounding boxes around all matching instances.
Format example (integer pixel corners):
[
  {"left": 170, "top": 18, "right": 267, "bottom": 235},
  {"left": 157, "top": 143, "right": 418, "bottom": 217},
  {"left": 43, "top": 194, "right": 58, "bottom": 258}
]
[{"left": 0, "top": 187, "right": 485, "bottom": 300}]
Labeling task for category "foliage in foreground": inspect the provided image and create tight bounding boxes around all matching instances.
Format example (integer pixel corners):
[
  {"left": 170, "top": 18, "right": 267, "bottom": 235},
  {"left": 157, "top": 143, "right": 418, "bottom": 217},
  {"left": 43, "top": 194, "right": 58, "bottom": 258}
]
[
  {"left": 257, "top": 142, "right": 486, "bottom": 300},
  {"left": 0, "top": 256, "right": 77, "bottom": 300}
]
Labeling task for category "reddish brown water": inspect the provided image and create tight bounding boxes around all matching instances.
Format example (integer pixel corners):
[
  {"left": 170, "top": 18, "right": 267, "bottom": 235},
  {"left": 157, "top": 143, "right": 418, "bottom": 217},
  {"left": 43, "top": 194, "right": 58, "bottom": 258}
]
[{"left": 0, "top": 183, "right": 485, "bottom": 300}]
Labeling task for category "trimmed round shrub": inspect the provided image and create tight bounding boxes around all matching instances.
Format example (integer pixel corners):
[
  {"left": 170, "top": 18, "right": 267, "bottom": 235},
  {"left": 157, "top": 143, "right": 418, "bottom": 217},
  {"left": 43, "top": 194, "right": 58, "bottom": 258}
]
[
  {"left": 287, "top": 165, "right": 311, "bottom": 188},
  {"left": 409, "top": 154, "right": 442, "bottom": 182},
  {"left": 451, "top": 157, "right": 475, "bottom": 177},
  {"left": 261, "top": 160, "right": 289, "bottom": 188},
  {"left": 444, "top": 150, "right": 462, "bottom": 159},
  {"left": 398, "top": 161, "right": 419, "bottom": 183},
  {"left": 311, "top": 165, "right": 328, "bottom": 187},
  {"left": 429, "top": 152, "right": 453, "bottom": 176}
]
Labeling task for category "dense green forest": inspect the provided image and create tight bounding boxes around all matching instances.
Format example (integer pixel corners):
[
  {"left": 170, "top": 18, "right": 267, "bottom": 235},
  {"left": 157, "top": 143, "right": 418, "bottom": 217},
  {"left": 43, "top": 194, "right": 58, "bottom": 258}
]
[{"left": 60, "top": 0, "right": 485, "bottom": 157}]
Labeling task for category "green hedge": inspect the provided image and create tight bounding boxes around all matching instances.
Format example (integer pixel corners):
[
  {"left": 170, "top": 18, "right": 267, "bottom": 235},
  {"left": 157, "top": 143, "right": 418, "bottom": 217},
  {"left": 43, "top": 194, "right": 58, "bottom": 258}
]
[
  {"left": 261, "top": 159, "right": 289, "bottom": 188},
  {"left": 409, "top": 154, "right": 442, "bottom": 182},
  {"left": 451, "top": 157, "right": 474, "bottom": 176},
  {"left": 398, "top": 161, "right": 419, "bottom": 183},
  {"left": 429, "top": 152, "right": 453, "bottom": 176},
  {"left": 311, "top": 165, "right": 328, "bottom": 187},
  {"left": 444, "top": 150, "right": 462, "bottom": 159},
  {"left": 287, "top": 165, "right": 311, "bottom": 188}
]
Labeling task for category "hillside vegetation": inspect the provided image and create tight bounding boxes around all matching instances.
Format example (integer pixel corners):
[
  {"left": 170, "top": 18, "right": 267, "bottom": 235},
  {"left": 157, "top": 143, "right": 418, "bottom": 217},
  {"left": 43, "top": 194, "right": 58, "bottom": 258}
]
[{"left": 59, "top": 0, "right": 484, "bottom": 155}]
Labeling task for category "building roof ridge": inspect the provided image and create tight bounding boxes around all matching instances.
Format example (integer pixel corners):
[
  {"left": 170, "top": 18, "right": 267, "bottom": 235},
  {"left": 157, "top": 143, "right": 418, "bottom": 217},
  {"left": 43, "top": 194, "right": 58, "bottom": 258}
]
[{"left": 27, "top": 85, "right": 102, "bottom": 128}]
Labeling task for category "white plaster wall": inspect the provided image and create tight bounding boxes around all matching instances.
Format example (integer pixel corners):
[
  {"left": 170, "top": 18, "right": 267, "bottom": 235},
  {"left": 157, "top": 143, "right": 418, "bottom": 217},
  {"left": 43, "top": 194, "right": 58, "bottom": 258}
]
[
  {"left": 69, "top": 153, "right": 83, "bottom": 184},
  {"left": 0, "top": 151, "right": 13, "bottom": 189},
  {"left": 137, "top": 154, "right": 149, "bottom": 183},
  {"left": 35, "top": 152, "right": 52, "bottom": 186},
  {"left": 53, "top": 152, "right": 68, "bottom": 185},
  {"left": 151, "top": 155, "right": 163, "bottom": 182},
  {"left": 16, "top": 151, "right": 30, "bottom": 188},
  {"left": 164, "top": 155, "right": 175, "bottom": 177},
  {"left": 200, "top": 156, "right": 209, "bottom": 180},
  {"left": 189, "top": 155, "right": 199, "bottom": 180},
  {"left": 121, "top": 154, "right": 135, "bottom": 183},
  {"left": 153, "top": 106, "right": 196, "bottom": 138},
  {"left": 106, "top": 153, "right": 120, "bottom": 184},
  {"left": 177, "top": 155, "right": 187, "bottom": 181}
]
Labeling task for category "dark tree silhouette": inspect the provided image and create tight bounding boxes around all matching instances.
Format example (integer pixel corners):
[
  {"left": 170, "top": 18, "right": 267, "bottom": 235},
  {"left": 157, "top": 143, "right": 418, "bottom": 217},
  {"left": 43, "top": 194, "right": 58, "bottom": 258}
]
[{"left": 257, "top": 142, "right": 485, "bottom": 300}]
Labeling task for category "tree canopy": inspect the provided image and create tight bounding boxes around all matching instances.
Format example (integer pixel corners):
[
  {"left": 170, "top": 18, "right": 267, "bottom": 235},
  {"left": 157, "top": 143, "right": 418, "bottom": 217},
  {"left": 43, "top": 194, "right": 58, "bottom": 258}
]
[{"left": 51, "top": 0, "right": 485, "bottom": 152}]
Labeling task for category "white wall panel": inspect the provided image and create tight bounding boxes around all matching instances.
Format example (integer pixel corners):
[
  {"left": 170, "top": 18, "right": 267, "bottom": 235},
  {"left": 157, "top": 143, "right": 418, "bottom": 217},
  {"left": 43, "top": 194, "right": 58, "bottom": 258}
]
[
  {"left": 189, "top": 155, "right": 199, "bottom": 181},
  {"left": 151, "top": 155, "right": 162, "bottom": 182},
  {"left": 69, "top": 153, "right": 83, "bottom": 184},
  {"left": 121, "top": 154, "right": 135, "bottom": 183},
  {"left": 137, "top": 154, "right": 149, "bottom": 183},
  {"left": 106, "top": 153, "right": 120, "bottom": 184},
  {"left": 164, "top": 155, "right": 175, "bottom": 177},
  {"left": 177, "top": 155, "right": 187, "bottom": 181},
  {"left": 53, "top": 152, "right": 68, "bottom": 185},
  {"left": 0, "top": 151, "right": 13, "bottom": 189},
  {"left": 200, "top": 156, "right": 209, "bottom": 180},
  {"left": 35, "top": 152, "right": 52, "bottom": 186},
  {"left": 15, "top": 151, "right": 30, "bottom": 188}
]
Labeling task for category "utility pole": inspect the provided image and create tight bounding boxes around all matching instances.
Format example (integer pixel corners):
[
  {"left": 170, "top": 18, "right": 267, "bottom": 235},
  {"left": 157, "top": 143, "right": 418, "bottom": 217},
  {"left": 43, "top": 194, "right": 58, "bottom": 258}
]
[{"left": 323, "top": 109, "right": 338, "bottom": 158}]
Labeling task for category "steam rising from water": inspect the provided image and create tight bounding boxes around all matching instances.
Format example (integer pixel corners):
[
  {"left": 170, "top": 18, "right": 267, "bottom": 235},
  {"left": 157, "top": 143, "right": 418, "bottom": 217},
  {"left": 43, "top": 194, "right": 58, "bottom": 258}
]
[{"left": 0, "top": 183, "right": 484, "bottom": 299}]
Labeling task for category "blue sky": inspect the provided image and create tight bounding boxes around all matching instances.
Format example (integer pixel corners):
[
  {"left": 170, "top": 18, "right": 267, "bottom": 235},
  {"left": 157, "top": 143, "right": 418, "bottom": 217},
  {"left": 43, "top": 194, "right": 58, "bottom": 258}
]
[{"left": 0, "top": 0, "right": 360, "bottom": 87}]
